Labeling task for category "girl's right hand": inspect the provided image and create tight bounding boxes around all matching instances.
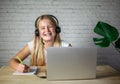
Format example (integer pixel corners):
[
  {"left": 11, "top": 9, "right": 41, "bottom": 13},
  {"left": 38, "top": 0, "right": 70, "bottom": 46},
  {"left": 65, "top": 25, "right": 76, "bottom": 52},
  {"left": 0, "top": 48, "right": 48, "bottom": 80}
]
[{"left": 16, "top": 64, "right": 29, "bottom": 73}]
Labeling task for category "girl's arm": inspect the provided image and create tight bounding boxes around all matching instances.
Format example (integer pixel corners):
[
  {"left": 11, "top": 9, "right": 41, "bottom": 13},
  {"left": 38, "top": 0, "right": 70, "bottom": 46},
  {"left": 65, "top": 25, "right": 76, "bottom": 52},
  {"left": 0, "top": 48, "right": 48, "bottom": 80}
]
[{"left": 9, "top": 44, "right": 31, "bottom": 72}]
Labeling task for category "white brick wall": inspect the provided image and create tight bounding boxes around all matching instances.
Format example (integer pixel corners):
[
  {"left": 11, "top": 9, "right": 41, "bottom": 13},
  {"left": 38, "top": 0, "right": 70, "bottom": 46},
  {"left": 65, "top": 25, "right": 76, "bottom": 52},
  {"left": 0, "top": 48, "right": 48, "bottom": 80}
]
[{"left": 0, "top": 0, "right": 120, "bottom": 70}]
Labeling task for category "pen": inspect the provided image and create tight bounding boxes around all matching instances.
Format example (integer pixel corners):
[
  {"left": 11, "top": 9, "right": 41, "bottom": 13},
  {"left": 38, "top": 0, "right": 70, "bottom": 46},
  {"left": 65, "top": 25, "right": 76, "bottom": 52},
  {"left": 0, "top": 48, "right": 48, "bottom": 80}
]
[{"left": 16, "top": 56, "right": 24, "bottom": 64}]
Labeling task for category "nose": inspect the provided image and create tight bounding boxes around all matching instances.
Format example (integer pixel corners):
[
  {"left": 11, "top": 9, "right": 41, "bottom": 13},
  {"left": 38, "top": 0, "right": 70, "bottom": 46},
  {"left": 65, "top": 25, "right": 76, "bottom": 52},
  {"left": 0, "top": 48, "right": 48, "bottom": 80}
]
[{"left": 45, "top": 27, "right": 49, "bottom": 32}]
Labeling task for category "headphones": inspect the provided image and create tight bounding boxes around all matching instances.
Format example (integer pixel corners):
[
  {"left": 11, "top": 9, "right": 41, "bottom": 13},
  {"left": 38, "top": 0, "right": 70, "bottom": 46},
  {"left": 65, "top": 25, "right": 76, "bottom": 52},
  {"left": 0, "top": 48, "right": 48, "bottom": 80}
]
[{"left": 35, "top": 14, "right": 61, "bottom": 37}]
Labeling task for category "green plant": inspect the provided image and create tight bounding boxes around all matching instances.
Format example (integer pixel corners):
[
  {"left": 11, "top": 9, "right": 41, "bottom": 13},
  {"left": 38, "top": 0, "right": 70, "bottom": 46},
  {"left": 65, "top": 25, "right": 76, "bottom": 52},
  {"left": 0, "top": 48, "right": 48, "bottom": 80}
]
[{"left": 93, "top": 21, "right": 120, "bottom": 53}]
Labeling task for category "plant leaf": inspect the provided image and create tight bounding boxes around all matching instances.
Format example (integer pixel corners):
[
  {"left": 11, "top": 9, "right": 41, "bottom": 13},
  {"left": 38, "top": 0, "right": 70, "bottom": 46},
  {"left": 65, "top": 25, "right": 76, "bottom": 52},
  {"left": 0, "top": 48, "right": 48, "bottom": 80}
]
[
  {"left": 94, "top": 22, "right": 106, "bottom": 37},
  {"left": 115, "top": 38, "right": 120, "bottom": 49},
  {"left": 94, "top": 21, "right": 119, "bottom": 42},
  {"left": 93, "top": 38, "right": 110, "bottom": 47},
  {"left": 93, "top": 21, "right": 119, "bottom": 47}
]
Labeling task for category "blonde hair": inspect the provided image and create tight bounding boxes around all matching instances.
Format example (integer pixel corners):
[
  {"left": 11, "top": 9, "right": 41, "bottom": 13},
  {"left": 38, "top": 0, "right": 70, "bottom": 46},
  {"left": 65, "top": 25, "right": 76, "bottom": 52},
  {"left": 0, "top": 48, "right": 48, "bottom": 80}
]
[{"left": 30, "top": 15, "right": 61, "bottom": 66}]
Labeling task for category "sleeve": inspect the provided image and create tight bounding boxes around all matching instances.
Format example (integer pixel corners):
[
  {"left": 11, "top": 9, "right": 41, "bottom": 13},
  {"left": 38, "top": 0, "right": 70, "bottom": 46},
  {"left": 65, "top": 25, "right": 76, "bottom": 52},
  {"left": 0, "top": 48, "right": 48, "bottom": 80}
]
[{"left": 61, "top": 40, "right": 70, "bottom": 47}]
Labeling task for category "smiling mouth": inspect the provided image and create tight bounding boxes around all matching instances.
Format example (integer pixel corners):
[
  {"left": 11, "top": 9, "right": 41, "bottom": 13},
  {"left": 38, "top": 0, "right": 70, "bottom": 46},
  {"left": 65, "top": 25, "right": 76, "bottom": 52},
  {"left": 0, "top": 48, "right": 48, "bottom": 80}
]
[{"left": 44, "top": 33, "right": 52, "bottom": 36}]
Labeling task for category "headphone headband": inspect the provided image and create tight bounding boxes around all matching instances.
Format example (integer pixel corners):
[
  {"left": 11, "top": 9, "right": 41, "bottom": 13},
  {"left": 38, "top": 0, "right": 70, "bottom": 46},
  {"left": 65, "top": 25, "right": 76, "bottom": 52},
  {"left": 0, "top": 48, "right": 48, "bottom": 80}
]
[
  {"left": 47, "top": 14, "right": 59, "bottom": 26},
  {"left": 35, "top": 14, "right": 59, "bottom": 29}
]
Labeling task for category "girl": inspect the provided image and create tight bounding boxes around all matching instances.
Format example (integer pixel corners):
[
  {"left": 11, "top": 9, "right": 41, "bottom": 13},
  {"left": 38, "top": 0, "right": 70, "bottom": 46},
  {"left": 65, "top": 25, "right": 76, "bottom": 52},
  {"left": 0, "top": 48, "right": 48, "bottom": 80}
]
[{"left": 9, "top": 14, "right": 71, "bottom": 72}]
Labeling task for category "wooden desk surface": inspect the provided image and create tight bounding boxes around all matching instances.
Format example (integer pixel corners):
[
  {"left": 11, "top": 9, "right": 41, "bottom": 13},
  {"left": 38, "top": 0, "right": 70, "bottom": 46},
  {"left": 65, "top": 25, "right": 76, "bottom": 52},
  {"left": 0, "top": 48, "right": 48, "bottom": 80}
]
[{"left": 0, "top": 65, "right": 120, "bottom": 84}]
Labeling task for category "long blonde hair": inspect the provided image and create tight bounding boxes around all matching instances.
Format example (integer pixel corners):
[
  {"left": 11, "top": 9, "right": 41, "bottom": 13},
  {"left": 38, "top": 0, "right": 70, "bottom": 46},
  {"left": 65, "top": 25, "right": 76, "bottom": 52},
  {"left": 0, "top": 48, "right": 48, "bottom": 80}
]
[{"left": 30, "top": 15, "right": 61, "bottom": 66}]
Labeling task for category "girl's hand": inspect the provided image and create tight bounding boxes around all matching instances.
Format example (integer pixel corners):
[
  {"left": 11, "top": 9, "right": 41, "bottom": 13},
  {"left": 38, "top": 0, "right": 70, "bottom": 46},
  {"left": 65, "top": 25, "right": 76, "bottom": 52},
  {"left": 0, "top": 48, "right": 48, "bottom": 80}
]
[
  {"left": 16, "top": 64, "right": 29, "bottom": 73},
  {"left": 24, "top": 64, "right": 30, "bottom": 72}
]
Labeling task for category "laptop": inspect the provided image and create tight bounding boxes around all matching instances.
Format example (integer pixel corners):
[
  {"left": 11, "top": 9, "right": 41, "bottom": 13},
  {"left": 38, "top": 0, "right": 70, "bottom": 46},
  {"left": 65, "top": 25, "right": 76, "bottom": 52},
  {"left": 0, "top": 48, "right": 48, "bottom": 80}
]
[{"left": 46, "top": 47, "right": 97, "bottom": 80}]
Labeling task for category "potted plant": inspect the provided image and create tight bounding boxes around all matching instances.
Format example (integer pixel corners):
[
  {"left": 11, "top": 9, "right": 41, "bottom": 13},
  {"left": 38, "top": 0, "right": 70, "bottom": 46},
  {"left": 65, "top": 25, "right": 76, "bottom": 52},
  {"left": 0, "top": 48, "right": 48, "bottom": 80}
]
[{"left": 93, "top": 21, "right": 120, "bottom": 54}]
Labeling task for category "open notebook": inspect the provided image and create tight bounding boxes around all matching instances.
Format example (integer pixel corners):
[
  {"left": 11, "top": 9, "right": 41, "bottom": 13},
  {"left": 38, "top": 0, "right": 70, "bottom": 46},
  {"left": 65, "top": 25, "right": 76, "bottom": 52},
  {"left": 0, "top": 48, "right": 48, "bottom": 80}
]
[{"left": 13, "top": 66, "right": 37, "bottom": 75}]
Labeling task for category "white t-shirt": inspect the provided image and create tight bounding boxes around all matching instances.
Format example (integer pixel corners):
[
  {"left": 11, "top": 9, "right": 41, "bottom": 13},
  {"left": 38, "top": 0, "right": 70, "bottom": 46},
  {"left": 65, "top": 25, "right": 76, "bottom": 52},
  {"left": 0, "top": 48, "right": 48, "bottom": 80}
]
[
  {"left": 27, "top": 40, "right": 70, "bottom": 63},
  {"left": 27, "top": 40, "right": 70, "bottom": 53}
]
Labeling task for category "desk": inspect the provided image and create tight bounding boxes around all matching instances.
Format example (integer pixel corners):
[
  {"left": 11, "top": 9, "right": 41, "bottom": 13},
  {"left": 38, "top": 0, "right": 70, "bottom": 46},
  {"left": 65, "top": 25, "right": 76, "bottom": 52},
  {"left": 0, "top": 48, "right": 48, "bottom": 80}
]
[{"left": 0, "top": 65, "right": 120, "bottom": 84}]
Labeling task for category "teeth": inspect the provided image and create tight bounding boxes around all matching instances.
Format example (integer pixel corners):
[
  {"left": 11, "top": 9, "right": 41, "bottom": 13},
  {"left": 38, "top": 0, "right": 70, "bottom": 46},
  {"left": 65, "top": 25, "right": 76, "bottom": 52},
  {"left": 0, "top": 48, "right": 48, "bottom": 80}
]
[{"left": 44, "top": 33, "right": 51, "bottom": 36}]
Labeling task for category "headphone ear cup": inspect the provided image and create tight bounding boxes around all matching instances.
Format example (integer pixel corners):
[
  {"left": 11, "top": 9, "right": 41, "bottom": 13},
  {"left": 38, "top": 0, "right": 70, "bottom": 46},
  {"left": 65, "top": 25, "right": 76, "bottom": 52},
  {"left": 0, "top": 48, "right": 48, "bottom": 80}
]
[
  {"left": 35, "top": 29, "right": 39, "bottom": 36},
  {"left": 56, "top": 26, "right": 61, "bottom": 34}
]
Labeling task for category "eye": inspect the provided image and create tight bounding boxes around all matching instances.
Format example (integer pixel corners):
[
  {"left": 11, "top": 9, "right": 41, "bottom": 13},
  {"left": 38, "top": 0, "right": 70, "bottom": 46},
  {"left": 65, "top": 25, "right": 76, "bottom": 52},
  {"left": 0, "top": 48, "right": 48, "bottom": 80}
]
[
  {"left": 48, "top": 25, "right": 54, "bottom": 29},
  {"left": 41, "top": 27, "right": 45, "bottom": 30}
]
